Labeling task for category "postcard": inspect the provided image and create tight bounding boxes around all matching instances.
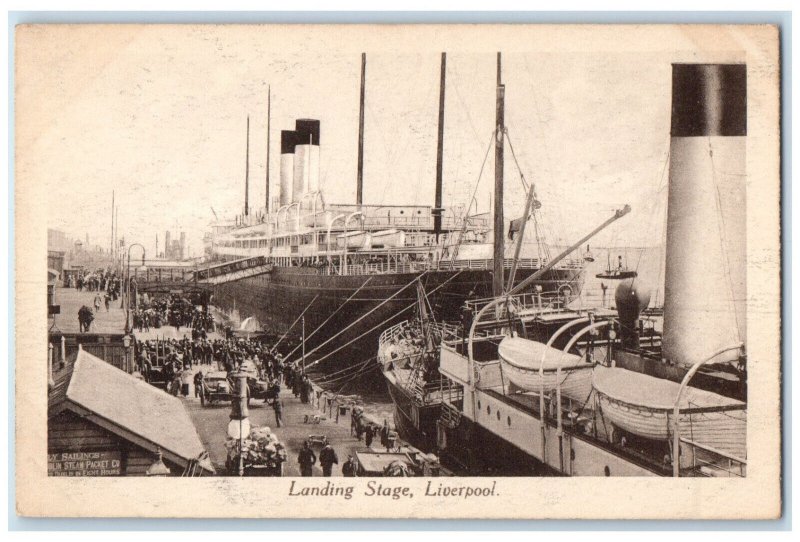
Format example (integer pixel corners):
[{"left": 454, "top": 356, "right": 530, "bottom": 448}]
[{"left": 15, "top": 23, "right": 781, "bottom": 519}]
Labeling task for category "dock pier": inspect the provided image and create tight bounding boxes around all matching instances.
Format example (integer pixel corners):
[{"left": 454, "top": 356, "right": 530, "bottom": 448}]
[{"left": 50, "top": 286, "right": 433, "bottom": 477}]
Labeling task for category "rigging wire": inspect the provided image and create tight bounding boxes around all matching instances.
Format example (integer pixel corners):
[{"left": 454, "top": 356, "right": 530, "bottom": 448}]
[
  {"left": 505, "top": 129, "right": 552, "bottom": 263},
  {"left": 303, "top": 271, "right": 464, "bottom": 369},
  {"left": 314, "top": 356, "right": 375, "bottom": 384},
  {"left": 449, "top": 60, "right": 485, "bottom": 146},
  {"left": 269, "top": 294, "right": 319, "bottom": 353},
  {"left": 629, "top": 143, "right": 671, "bottom": 286},
  {"left": 295, "top": 271, "right": 426, "bottom": 364},
  {"left": 448, "top": 131, "right": 496, "bottom": 267},
  {"left": 331, "top": 359, "right": 380, "bottom": 395},
  {"left": 280, "top": 277, "right": 374, "bottom": 361},
  {"left": 707, "top": 137, "right": 744, "bottom": 344}
]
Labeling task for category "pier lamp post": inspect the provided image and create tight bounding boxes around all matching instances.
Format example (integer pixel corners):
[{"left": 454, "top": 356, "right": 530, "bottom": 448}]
[
  {"left": 125, "top": 243, "right": 147, "bottom": 333},
  {"left": 122, "top": 334, "right": 132, "bottom": 373},
  {"left": 227, "top": 374, "right": 250, "bottom": 476}
]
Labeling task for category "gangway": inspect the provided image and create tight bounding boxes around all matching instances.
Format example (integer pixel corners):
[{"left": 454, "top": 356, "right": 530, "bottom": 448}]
[{"left": 194, "top": 256, "right": 273, "bottom": 285}]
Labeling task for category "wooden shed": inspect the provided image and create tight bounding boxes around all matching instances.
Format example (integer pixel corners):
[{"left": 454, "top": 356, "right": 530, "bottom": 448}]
[{"left": 48, "top": 347, "right": 214, "bottom": 476}]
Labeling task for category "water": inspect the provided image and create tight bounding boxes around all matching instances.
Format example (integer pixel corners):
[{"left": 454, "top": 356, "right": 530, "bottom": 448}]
[{"left": 573, "top": 245, "right": 665, "bottom": 310}]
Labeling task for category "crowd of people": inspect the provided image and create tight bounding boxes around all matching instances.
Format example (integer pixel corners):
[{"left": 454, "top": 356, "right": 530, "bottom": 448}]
[
  {"left": 127, "top": 300, "right": 403, "bottom": 478},
  {"left": 68, "top": 268, "right": 122, "bottom": 298},
  {"left": 131, "top": 293, "right": 215, "bottom": 335},
  {"left": 135, "top": 332, "right": 317, "bottom": 400},
  {"left": 71, "top": 268, "right": 123, "bottom": 332},
  {"left": 134, "top": 328, "right": 381, "bottom": 476}
]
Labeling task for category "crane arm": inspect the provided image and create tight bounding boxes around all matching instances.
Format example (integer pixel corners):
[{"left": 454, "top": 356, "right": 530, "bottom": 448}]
[{"left": 507, "top": 204, "right": 631, "bottom": 296}]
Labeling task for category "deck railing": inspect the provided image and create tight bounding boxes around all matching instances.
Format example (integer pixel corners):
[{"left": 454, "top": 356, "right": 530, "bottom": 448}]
[
  {"left": 679, "top": 437, "right": 746, "bottom": 478},
  {"left": 464, "top": 289, "right": 570, "bottom": 317}
]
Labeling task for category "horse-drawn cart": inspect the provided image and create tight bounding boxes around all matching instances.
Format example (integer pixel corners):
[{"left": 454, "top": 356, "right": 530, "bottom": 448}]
[{"left": 224, "top": 426, "right": 287, "bottom": 476}]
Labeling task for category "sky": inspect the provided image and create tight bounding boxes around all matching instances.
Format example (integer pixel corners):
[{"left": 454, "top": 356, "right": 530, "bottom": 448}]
[{"left": 18, "top": 24, "right": 747, "bottom": 262}]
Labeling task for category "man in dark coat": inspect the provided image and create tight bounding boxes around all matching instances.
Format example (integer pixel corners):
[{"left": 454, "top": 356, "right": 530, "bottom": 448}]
[
  {"left": 291, "top": 370, "right": 301, "bottom": 397},
  {"left": 194, "top": 370, "right": 204, "bottom": 398},
  {"left": 319, "top": 444, "right": 338, "bottom": 477},
  {"left": 283, "top": 362, "right": 293, "bottom": 387},
  {"left": 342, "top": 455, "right": 358, "bottom": 477},
  {"left": 297, "top": 441, "right": 316, "bottom": 477},
  {"left": 272, "top": 396, "right": 284, "bottom": 428},
  {"left": 299, "top": 375, "right": 311, "bottom": 404},
  {"left": 380, "top": 420, "right": 391, "bottom": 451},
  {"left": 78, "top": 306, "right": 94, "bottom": 332},
  {"left": 364, "top": 425, "right": 374, "bottom": 448}
]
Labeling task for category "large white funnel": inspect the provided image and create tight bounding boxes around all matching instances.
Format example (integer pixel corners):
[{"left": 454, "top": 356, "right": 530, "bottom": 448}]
[{"left": 663, "top": 63, "right": 747, "bottom": 367}]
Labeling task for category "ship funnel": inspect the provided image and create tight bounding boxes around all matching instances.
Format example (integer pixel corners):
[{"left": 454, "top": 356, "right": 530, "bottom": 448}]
[
  {"left": 279, "top": 130, "right": 299, "bottom": 206},
  {"left": 663, "top": 63, "right": 747, "bottom": 367},
  {"left": 293, "top": 119, "right": 321, "bottom": 205},
  {"left": 615, "top": 279, "right": 651, "bottom": 349}
]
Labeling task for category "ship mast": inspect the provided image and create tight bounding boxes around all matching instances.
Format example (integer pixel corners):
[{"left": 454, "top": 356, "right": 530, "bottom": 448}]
[
  {"left": 244, "top": 115, "right": 250, "bottom": 217},
  {"left": 433, "top": 52, "right": 446, "bottom": 241},
  {"left": 356, "top": 53, "right": 366, "bottom": 206},
  {"left": 265, "top": 86, "right": 271, "bottom": 213},
  {"left": 492, "top": 52, "right": 505, "bottom": 298},
  {"left": 110, "top": 190, "right": 115, "bottom": 259}
]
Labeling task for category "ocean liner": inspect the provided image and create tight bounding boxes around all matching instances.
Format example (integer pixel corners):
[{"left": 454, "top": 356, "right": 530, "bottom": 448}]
[{"left": 206, "top": 54, "right": 586, "bottom": 389}]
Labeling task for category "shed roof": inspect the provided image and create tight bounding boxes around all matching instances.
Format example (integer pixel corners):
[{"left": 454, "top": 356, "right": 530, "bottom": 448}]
[{"left": 49, "top": 348, "right": 213, "bottom": 473}]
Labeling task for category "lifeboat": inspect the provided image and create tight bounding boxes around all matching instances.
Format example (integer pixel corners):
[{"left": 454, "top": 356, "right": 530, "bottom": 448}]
[
  {"left": 497, "top": 337, "right": 594, "bottom": 402},
  {"left": 593, "top": 366, "right": 746, "bottom": 459},
  {"left": 336, "top": 230, "right": 371, "bottom": 250},
  {"left": 370, "top": 229, "right": 406, "bottom": 249}
]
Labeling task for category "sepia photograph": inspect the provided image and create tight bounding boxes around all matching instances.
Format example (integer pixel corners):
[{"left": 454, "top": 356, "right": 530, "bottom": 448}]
[{"left": 13, "top": 22, "right": 782, "bottom": 519}]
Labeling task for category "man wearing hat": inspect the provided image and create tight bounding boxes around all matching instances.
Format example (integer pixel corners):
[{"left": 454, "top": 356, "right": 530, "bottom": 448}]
[
  {"left": 297, "top": 441, "right": 317, "bottom": 477},
  {"left": 272, "top": 394, "right": 284, "bottom": 428},
  {"left": 319, "top": 443, "right": 339, "bottom": 477},
  {"left": 342, "top": 455, "right": 358, "bottom": 477}
]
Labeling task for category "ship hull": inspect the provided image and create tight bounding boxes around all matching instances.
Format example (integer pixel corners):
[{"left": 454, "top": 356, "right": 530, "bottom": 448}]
[
  {"left": 382, "top": 370, "right": 441, "bottom": 452},
  {"left": 438, "top": 413, "right": 555, "bottom": 476},
  {"left": 213, "top": 266, "right": 584, "bottom": 391}
]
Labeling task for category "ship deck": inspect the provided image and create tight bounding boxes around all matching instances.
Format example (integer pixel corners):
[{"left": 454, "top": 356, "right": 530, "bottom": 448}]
[{"left": 383, "top": 367, "right": 453, "bottom": 405}]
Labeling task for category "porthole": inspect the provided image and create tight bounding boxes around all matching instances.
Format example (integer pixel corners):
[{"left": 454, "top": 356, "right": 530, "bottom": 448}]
[
  {"left": 418, "top": 210, "right": 422, "bottom": 214},
  {"left": 507, "top": 416, "right": 511, "bottom": 426},
  {"left": 400, "top": 210, "right": 404, "bottom": 214}
]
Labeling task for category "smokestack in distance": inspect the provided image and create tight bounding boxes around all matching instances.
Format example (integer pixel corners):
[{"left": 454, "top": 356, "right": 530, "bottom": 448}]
[
  {"left": 280, "top": 130, "right": 300, "bottom": 207},
  {"left": 293, "top": 119, "right": 321, "bottom": 204}
]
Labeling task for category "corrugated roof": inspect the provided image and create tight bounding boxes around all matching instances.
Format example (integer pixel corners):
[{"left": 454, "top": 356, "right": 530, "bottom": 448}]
[{"left": 56, "top": 348, "right": 211, "bottom": 471}]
